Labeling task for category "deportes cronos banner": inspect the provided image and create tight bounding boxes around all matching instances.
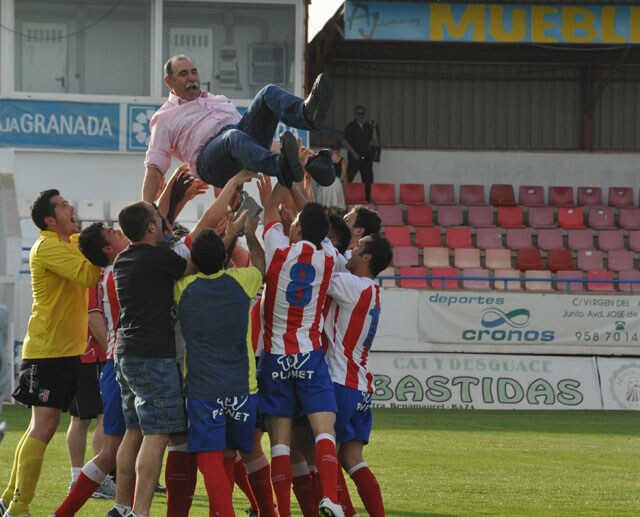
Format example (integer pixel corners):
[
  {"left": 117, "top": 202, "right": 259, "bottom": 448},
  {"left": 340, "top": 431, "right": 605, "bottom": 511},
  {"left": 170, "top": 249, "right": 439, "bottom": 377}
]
[
  {"left": 418, "top": 291, "right": 640, "bottom": 348},
  {"left": 370, "top": 352, "right": 602, "bottom": 410},
  {"left": 597, "top": 357, "right": 640, "bottom": 410}
]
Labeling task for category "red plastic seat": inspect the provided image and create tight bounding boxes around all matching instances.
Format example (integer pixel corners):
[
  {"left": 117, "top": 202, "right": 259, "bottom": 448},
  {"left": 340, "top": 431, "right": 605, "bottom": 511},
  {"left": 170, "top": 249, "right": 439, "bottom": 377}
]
[
  {"left": 437, "top": 205, "right": 464, "bottom": 227},
  {"left": 489, "top": 184, "right": 516, "bottom": 207},
  {"left": 558, "top": 207, "right": 585, "bottom": 229},
  {"left": 370, "top": 183, "right": 396, "bottom": 205},
  {"left": 415, "top": 227, "right": 441, "bottom": 248},
  {"left": 377, "top": 204, "right": 404, "bottom": 226},
  {"left": 344, "top": 183, "right": 367, "bottom": 205},
  {"left": 384, "top": 226, "right": 411, "bottom": 247},
  {"left": 608, "top": 187, "right": 634, "bottom": 208},
  {"left": 577, "top": 186, "right": 603, "bottom": 207},
  {"left": 618, "top": 270, "right": 640, "bottom": 293},
  {"left": 528, "top": 206, "right": 556, "bottom": 229},
  {"left": 467, "top": 205, "right": 495, "bottom": 228},
  {"left": 567, "top": 229, "right": 594, "bottom": 251},
  {"left": 525, "top": 270, "right": 553, "bottom": 291},
  {"left": 619, "top": 208, "right": 640, "bottom": 230},
  {"left": 459, "top": 185, "right": 486, "bottom": 206},
  {"left": 493, "top": 269, "right": 522, "bottom": 290},
  {"left": 587, "top": 207, "right": 616, "bottom": 230},
  {"left": 519, "top": 185, "right": 545, "bottom": 207},
  {"left": 399, "top": 184, "right": 426, "bottom": 205},
  {"left": 485, "top": 248, "right": 512, "bottom": 270},
  {"left": 446, "top": 227, "right": 473, "bottom": 249},
  {"left": 423, "top": 247, "right": 450, "bottom": 268},
  {"left": 556, "top": 270, "right": 584, "bottom": 292},
  {"left": 429, "top": 184, "right": 456, "bottom": 205},
  {"left": 547, "top": 249, "right": 574, "bottom": 272},
  {"left": 505, "top": 228, "right": 532, "bottom": 250},
  {"left": 377, "top": 266, "right": 397, "bottom": 288},
  {"left": 462, "top": 268, "right": 491, "bottom": 290},
  {"left": 476, "top": 228, "right": 503, "bottom": 249},
  {"left": 515, "top": 248, "right": 544, "bottom": 271},
  {"left": 586, "top": 270, "right": 615, "bottom": 292},
  {"left": 497, "top": 206, "right": 525, "bottom": 228},
  {"left": 549, "top": 186, "right": 575, "bottom": 207},
  {"left": 392, "top": 246, "right": 420, "bottom": 267},
  {"left": 454, "top": 248, "right": 481, "bottom": 269},
  {"left": 537, "top": 229, "right": 564, "bottom": 250},
  {"left": 598, "top": 230, "right": 624, "bottom": 251},
  {"left": 406, "top": 204, "right": 434, "bottom": 227},
  {"left": 577, "top": 250, "right": 604, "bottom": 271},
  {"left": 629, "top": 231, "right": 640, "bottom": 252},
  {"left": 431, "top": 267, "right": 459, "bottom": 289},
  {"left": 399, "top": 267, "right": 428, "bottom": 289},
  {"left": 607, "top": 249, "right": 634, "bottom": 271}
]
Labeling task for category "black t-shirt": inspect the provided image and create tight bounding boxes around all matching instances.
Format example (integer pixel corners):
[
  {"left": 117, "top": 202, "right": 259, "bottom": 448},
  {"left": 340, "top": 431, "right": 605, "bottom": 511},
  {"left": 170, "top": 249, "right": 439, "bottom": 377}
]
[
  {"left": 114, "top": 243, "right": 186, "bottom": 358},
  {"left": 344, "top": 120, "right": 374, "bottom": 158}
]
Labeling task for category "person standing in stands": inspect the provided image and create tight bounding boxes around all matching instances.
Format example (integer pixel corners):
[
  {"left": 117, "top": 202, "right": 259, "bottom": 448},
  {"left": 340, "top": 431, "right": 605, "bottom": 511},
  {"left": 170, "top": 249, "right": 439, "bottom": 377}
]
[
  {"left": 342, "top": 106, "right": 379, "bottom": 203},
  {"left": 1, "top": 189, "right": 101, "bottom": 517}
]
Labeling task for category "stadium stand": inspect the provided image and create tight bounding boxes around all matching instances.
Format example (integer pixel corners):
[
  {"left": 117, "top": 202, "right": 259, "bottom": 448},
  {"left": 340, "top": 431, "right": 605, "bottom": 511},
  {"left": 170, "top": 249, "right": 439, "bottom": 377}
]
[
  {"left": 549, "top": 186, "right": 575, "bottom": 207},
  {"left": 537, "top": 228, "right": 564, "bottom": 250},
  {"left": 518, "top": 185, "right": 545, "bottom": 207},
  {"left": 344, "top": 182, "right": 367, "bottom": 205},
  {"left": 415, "top": 226, "right": 441, "bottom": 247},
  {"left": 497, "top": 206, "right": 525, "bottom": 228},
  {"left": 608, "top": 187, "right": 634, "bottom": 208},
  {"left": 370, "top": 183, "right": 396, "bottom": 205},
  {"left": 489, "top": 184, "right": 517, "bottom": 207},
  {"left": 377, "top": 204, "right": 404, "bottom": 226},
  {"left": 476, "top": 228, "right": 504, "bottom": 249},
  {"left": 528, "top": 206, "right": 556, "bottom": 229},
  {"left": 597, "top": 230, "right": 624, "bottom": 251},
  {"left": 577, "top": 187, "right": 603, "bottom": 207},
  {"left": 467, "top": 205, "right": 495, "bottom": 227},
  {"left": 587, "top": 207, "right": 616, "bottom": 230},
  {"left": 558, "top": 207, "right": 585, "bottom": 229},
  {"left": 429, "top": 184, "right": 456, "bottom": 205},
  {"left": 437, "top": 205, "right": 464, "bottom": 227},
  {"left": 406, "top": 204, "right": 433, "bottom": 227},
  {"left": 459, "top": 184, "right": 486, "bottom": 206},
  {"left": 423, "top": 247, "right": 450, "bottom": 268},
  {"left": 431, "top": 267, "right": 459, "bottom": 289},
  {"left": 445, "top": 227, "right": 473, "bottom": 248},
  {"left": 399, "top": 183, "right": 426, "bottom": 205}
]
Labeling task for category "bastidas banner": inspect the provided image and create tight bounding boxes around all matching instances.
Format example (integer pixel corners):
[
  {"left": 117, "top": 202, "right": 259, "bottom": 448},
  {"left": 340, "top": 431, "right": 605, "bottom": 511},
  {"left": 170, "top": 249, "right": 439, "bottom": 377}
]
[
  {"left": 370, "top": 352, "right": 602, "bottom": 410},
  {"left": 597, "top": 357, "right": 640, "bottom": 410},
  {"left": 418, "top": 291, "right": 640, "bottom": 348}
]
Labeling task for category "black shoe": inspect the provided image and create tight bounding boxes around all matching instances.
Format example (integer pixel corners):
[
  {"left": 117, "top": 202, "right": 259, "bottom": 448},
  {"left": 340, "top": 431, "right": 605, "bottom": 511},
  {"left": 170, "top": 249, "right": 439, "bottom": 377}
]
[
  {"left": 154, "top": 483, "right": 166, "bottom": 494},
  {"left": 277, "top": 130, "right": 303, "bottom": 187},
  {"left": 303, "top": 73, "right": 333, "bottom": 131}
]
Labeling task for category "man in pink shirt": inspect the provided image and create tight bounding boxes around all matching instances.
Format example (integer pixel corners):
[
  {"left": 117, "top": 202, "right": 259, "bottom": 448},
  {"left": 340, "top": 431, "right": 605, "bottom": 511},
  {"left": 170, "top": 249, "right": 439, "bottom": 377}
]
[{"left": 143, "top": 54, "right": 335, "bottom": 202}]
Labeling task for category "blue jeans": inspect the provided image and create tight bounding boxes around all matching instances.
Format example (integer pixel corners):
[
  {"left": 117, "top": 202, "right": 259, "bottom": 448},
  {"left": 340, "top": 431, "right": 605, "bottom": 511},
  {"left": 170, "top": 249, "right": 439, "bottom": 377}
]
[{"left": 197, "top": 84, "right": 311, "bottom": 187}]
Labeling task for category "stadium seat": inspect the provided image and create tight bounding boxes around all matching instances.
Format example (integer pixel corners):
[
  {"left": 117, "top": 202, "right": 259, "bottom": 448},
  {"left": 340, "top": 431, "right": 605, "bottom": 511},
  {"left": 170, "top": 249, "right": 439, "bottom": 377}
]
[
  {"left": 415, "top": 226, "right": 442, "bottom": 248},
  {"left": 467, "top": 205, "right": 495, "bottom": 228},
  {"left": 377, "top": 204, "right": 404, "bottom": 226},
  {"left": 577, "top": 250, "right": 604, "bottom": 271},
  {"left": 547, "top": 249, "right": 574, "bottom": 272},
  {"left": 485, "top": 248, "right": 512, "bottom": 270},
  {"left": 459, "top": 185, "right": 486, "bottom": 206},
  {"left": 377, "top": 266, "right": 397, "bottom": 288},
  {"left": 384, "top": 226, "right": 411, "bottom": 247},
  {"left": 399, "top": 183, "right": 426, "bottom": 205},
  {"left": 525, "top": 270, "right": 553, "bottom": 291},
  {"left": 518, "top": 185, "right": 545, "bottom": 207},
  {"left": 607, "top": 249, "right": 634, "bottom": 272},
  {"left": 454, "top": 248, "right": 481, "bottom": 269},
  {"left": 76, "top": 199, "right": 105, "bottom": 223},
  {"left": 629, "top": 231, "right": 640, "bottom": 252},
  {"left": 407, "top": 204, "right": 434, "bottom": 227},
  {"left": 505, "top": 228, "right": 532, "bottom": 250},
  {"left": 429, "top": 184, "right": 456, "bottom": 205},
  {"left": 431, "top": 267, "right": 459, "bottom": 289},
  {"left": 577, "top": 186, "right": 603, "bottom": 207},
  {"left": 597, "top": 229, "right": 624, "bottom": 251},
  {"left": 537, "top": 228, "right": 564, "bottom": 250},
  {"left": 619, "top": 208, "right": 640, "bottom": 230},
  {"left": 556, "top": 270, "right": 584, "bottom": 292},
  {"left": 527, "top": 206, "right": 556, "bottom": 229},
  {"left": 392, "top": 246, "right": 420, "bottom": 267},
  {"left": 608, "top": 187, "right": 634, "bottom": 208},
  {"left": 558, "top": 207, "right": 585, "bottom": 229},
  {"left": 476, "top": 228, "right": 504, "bottom": 249},
  {"left": 109, "top": 200, "right": 134, "bottom": 222},
  {"left": 344, "top": 183, "right": 367, "bottom": 205},
  {"left": 446, "top": 227, "right": 473, "bottom": 249},
  {"left": 567, "top": 229, "right": 594, "bottom": 251},
  {"left": 515, "top": 248, "right": 544, "bottom": 271},
  {"left": 462, "top": 267, "right": 491, "bottom": 290},
  {"left": 370, "top": 183, "right": 396, "bottom": 205},
  {"left": 437, "top": 205, "right": 464, "bottom": 227},
  {"left": 493, "top": 269, "right": 522, "bottom": 290},
  {"left": 586, "top": 270, "right": 615, "bottom": 292},
  {"left": 549, "top": 186, "right": 575, "bottom": 207},
  {"left": 423, "top": 247, "right": 450, "bottom": 268},
  {"left": 17, "top": 198, "right": 31, "bottom": 219},
  {"left": 618, "top": 270, "right": 640, "bottom": 293},
  {"left": 497, "top": 206, "right": 524, "bottom": 228},
  {"left": 587, "top": 207, "right": 616, "bottom": 230},
  {"left": 489, "top": 184, "right": 516, "bottom": 207},
  {"left": 399, "top": 267, "right": 428, "bottom": 289}
]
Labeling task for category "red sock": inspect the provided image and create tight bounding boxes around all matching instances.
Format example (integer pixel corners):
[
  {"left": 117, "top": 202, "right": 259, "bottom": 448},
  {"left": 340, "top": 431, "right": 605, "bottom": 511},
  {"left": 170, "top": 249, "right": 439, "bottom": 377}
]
[
  {"left": 53, "top": 472, "right": 100, "bottom": 517},
  {"left": 314, "top": 436, "right": 339, "bottom": 503},
  {"left": 235, "top": 457, "right": 258, "bottom": 511},
  {"left": 197, "top": 451, "right": 234, "bottom": 517},
  {"left": 337, "top": 467, "right": 358, "bottom": 517},
  {"left": 309, "top": 469, "right": 322, "bottom": 507},
  {"left": 351, "top": 465, "right": 385, "bottom": 517},
  {"left": 247, "top": 464, "right": 277, "bottom": 517},
  {"left": 292, "top": 472, "right": 317, "bottom": 517},
  {"left": 270, "top": 454, "right": 292, "bottom": 517},
  {"left": 165, "top": 450, "right": 197, "bottom": 517},
  {"left": 223, "top": 455, "right": 236, "bottom": 487}
]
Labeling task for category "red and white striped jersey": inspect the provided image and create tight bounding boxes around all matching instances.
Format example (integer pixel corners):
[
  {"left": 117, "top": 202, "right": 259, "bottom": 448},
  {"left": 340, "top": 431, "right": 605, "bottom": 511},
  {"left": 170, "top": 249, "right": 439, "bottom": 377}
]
[
  {"left": 101, "top": 265, "right": 120, "bottom": 360},
  {"left": 323, "top": 273, "right": 381, "bottom": 392},
  {"left": 262, "top": 222, "right": 335, "bottom": 355}
]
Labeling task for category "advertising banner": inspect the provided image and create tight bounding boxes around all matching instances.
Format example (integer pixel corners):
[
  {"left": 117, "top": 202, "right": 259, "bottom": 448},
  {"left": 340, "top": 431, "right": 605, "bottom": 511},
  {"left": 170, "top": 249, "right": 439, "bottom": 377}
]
[
  {"left": 597, "top": 357, "right": 640, "bottom": 410},
  {"left": 370, "top": 352, "right": 602, "bottom": 410},
  {"left": 418, "top": 291, "right": 640, "bottom": 348}
]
